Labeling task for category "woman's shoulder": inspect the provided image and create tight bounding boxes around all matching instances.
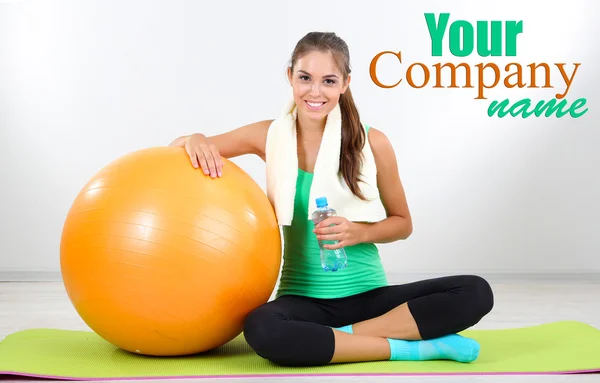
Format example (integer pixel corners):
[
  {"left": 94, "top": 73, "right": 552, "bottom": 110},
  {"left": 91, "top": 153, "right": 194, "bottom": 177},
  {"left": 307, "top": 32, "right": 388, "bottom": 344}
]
[
  {"left": 364, "top": 124, "right": 389, "bottom": 149},
  {"left": 364, "top": 125, "right": 395, "bottom": 163}
]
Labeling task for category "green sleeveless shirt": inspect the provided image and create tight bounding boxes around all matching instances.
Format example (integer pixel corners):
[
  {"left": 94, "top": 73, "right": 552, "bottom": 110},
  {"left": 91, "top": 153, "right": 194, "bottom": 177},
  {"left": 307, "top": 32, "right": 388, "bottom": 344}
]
[{"left": 275, "top": 125, "right": 389, "bottom": 299}]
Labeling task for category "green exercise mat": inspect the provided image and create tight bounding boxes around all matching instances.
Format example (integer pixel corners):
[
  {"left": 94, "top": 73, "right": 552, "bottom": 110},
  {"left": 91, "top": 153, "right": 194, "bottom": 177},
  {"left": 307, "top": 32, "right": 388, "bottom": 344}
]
[{"left": 1, "top": 321, "right": 599, "bottom": 379}]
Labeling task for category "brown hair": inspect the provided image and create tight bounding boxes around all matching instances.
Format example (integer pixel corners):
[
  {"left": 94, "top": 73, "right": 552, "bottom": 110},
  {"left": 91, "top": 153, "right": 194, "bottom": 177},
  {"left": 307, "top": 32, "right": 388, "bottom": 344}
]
[{"left": 289, "top": 31, "right": 367, "bottom": 200}]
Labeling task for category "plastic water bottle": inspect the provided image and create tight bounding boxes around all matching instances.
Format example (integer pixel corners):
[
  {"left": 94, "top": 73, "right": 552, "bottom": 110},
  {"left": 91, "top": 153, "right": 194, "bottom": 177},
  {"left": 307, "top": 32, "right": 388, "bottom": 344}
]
[{"left": 311, "top": 196, "right": 348, "bottom": 272}]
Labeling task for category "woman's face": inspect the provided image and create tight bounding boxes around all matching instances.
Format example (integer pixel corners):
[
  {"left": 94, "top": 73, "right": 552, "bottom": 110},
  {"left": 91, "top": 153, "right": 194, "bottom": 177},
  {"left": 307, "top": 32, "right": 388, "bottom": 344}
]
[{"left": 288, "top": 50, "right": 350, "bottom": 121}]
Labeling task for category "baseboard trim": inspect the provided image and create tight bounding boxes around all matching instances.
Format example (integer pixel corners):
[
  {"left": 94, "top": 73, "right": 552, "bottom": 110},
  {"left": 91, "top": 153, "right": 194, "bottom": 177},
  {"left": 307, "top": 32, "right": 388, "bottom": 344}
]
[
  {"left": 0, "top": 271, "right": 62, "bottom": 282},
  {"left": 387, "top": 272, "right": 600, "bottom": 283},
  {"left": 1, "top": 270, "right": 599, "bottom": 283}
]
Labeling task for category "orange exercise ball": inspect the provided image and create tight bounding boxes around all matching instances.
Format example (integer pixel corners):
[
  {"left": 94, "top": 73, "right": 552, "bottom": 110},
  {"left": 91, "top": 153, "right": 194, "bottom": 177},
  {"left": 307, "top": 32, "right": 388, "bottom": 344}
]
[{"left": 60, "top": 146, "right": 281, "bottom": 356}]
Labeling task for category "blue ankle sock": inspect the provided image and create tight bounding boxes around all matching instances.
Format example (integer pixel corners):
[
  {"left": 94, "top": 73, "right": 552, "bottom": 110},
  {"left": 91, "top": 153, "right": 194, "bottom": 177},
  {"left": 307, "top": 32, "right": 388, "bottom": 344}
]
[
  {"left": 333, "top": 324, "right": 353, "bottom": 334},
  {"left": 387, "top": 334, "right": 480, "bottom": 363}
]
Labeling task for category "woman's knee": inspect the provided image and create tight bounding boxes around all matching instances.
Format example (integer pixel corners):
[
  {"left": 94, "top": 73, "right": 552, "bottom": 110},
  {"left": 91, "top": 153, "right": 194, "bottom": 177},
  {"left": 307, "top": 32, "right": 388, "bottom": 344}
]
[
  {"left": 243, "top": 306, "right": 282, "bottom": 357},
  {"left": 243, "top": 303, "right": 333, "bottom": 367},
  {"left": 464, "top": 275, "right": 494, "bottom": 317},
  {"left": 244, "top": 304, "right": 308, "bottom": 366}
]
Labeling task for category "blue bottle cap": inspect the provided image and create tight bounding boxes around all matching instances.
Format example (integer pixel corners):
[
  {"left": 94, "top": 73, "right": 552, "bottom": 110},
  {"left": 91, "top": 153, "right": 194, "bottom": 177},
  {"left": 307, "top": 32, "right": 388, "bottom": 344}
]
[{"left": 316, "top": 196, "right": 328, "bottom": 208}]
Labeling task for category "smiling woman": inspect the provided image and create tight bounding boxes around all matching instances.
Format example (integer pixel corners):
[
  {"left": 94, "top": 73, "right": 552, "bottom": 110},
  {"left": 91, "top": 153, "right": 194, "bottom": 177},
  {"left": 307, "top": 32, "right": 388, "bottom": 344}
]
[
  {"left": 286, "top": 39, "right": 366, "bottom": 200},
  {"left": 169, "top": 31, "right": 493, "bottom": 368}
]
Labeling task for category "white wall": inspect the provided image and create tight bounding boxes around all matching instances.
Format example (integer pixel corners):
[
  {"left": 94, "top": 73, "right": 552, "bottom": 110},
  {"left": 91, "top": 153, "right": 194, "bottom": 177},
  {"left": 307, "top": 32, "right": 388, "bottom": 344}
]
[{"left": 1, "top": 0, "right": 598, "bottom": 279}]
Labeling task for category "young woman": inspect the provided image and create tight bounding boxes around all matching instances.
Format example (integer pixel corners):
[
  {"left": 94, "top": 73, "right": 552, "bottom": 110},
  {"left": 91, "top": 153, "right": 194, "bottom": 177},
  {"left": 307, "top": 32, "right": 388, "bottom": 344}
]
[{"left": 169, "top": 31, "right": 494, "bottom": 367}]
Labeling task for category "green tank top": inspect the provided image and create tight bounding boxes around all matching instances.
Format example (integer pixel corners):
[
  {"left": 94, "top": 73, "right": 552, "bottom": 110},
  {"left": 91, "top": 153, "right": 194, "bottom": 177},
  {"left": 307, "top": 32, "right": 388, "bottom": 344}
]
[{"left": 275, "top": 124, "right": 389, "bottom": 299}]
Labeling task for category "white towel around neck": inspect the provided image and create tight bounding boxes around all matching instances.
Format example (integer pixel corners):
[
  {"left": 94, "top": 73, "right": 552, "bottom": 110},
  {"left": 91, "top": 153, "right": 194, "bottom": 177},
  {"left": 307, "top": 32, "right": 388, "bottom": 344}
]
[{"left": 265, "top": 99, "right": 387, "bottom": 226}]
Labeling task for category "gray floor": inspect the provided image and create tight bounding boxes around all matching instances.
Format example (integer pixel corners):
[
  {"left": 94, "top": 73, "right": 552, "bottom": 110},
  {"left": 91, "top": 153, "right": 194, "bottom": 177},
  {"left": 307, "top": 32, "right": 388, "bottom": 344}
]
[{"left": 1, "top": 273, "right": 599, "bottom": 382}]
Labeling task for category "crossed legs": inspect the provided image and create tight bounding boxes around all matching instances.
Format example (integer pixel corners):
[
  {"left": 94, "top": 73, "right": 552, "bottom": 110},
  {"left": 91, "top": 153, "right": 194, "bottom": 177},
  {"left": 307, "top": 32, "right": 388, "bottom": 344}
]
[{"left": 243, "top": 275, "right": 494, "bottom": 366}]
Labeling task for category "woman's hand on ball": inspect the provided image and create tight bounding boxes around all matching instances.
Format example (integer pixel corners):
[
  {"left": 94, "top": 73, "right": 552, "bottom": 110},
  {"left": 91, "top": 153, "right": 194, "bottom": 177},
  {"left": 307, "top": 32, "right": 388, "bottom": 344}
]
[{"left": 185, "top": 134, "right": 223, "bottom": 178}]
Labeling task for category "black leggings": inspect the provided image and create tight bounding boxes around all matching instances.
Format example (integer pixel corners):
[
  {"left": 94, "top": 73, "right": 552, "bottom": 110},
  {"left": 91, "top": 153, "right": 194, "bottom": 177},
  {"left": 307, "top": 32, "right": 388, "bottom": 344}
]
[{"left": 243, "top": 275, "right": 494, "bottom": 367}]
